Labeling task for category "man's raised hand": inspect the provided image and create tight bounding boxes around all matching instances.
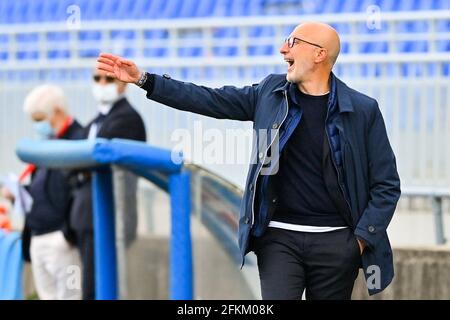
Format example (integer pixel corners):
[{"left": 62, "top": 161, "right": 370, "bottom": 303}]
[{"left": 96, "top": 53, "right": 142, "bottom": 84}]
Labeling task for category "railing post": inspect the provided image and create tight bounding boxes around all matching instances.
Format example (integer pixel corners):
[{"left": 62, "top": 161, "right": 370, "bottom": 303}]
[
  {"left": 432, "top": 196, "right": 446, "bottom": 245},
  {"left": 92, "top": 166, "right": 118, "bottom": 300},
  {"left": 169, "top": 171, "right": 193, "bottom": 300}
]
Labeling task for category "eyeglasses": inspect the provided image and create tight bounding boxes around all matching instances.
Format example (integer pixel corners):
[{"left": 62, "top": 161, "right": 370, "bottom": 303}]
[
  {"left": 93, "top": 75, "right": 115, "bottom": 83},
  {"left": 285, "top": 36, "right": 323, "bottom": 49}
]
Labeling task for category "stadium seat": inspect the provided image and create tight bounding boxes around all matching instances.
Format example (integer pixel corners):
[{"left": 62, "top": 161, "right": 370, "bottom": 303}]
[
  {"left": 178, "top": 29, "right": 203, "bottom": 57},
  {"left": 212, "top": 27, "right": 239, "bottom": 57},
  {"left": 196, "top": 0, "right": 217, "bottom": 17},
  {"left": 248, "top": 26, "right": 275, "bottom": 56},
  {"left": 321, "top": 0, "right": 342, "bottom": 14},
  {"left": 78, "top": 31, "right": 102, "bottom": 58},
  {"left": 40, "top": 0, "right": 66, "bottom": 23},
  {"left": 143, "top": 29, "right": 169, "bottom": 57},
  {"left": 0, "top": 34, "right": 8, "bottom": 60},
  {"left": 160, "top": 0, "right": 183, "bottom": 19},
  {"left": 110, "top": 30, "right": 137, "bottom": 58},
  {"left": 46, "top": 32, "right": 71, "bottom": 60},
  {"left": 22, "top": 0, "right": 44, "bottom": 24},
  {"left": 139, "top": 0, "right": 165, "bottom": 19},
  {"left": 443, "top": 62, "right": 449, "bottom": 76},
  {"left": 395, "top": 19, "right": 429, "bottom": 53},
  {"left": 83, "top": 0, "right": 105, "bottom": 21},
  {"left": 178, "top": 0, "right": 199, "bottom": 18},
  {"left": 16, "top": 33, "right": 40, "bottom": 60},
  {"left": 9, "top": 0, "right": 28, "bottom": 24},
  {"left": 210, "top": 0, "right": 231, "bottom": 17},
  {"left": 2, "top": 0, "right": 450, "bottom": 25}
]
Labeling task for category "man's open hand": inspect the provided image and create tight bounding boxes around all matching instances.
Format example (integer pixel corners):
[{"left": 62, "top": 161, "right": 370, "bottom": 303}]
[{"left": 96, "top": 53, "right": 142, "bottom": 84}]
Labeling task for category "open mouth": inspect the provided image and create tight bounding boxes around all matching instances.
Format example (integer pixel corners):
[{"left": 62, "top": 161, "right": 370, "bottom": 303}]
[{"left": 285, "top": 58, "right": 294, "bottom": 71}]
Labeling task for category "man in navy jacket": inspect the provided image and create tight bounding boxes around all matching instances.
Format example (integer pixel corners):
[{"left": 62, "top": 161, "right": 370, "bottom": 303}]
[
  {"left": 96, "top": 22, "right": 401, "bottom": 299},
  {"left": 70, "top": 72, "right": 146, "bottom": 300}
]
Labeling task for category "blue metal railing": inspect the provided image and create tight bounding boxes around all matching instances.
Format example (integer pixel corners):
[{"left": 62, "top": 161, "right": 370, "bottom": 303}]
[
  {"left": 0, "top": 230, "right": 23, "bottom": 300},
  {"left": 16, "top": 138, "right": 192, "bottom": 300}
]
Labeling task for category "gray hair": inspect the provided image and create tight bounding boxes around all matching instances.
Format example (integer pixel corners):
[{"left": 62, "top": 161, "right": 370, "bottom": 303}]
[{"left": 23, "top": 84, "right": 68, "bottom": 117}]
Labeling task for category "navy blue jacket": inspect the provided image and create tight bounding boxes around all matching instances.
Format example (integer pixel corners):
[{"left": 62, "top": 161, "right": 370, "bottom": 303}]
[
  {"left": 70, "top": 97, "right": 146, "bottom": 232},
  {"left": 22, "top": 120, "right": 83, "bottom": 261},
  {"left": 145, "top": 72, "right": 401, "bottom": 295}
]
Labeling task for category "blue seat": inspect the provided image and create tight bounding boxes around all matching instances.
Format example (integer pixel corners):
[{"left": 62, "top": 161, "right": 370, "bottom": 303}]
[
  {"left": 248, "top": 26, "right": 275, "bottom": 56},
  {"left": 321, "top": 0, "right": 342, "bottom": 14},
  {"left": 82, "top": 0, "right": 106, "bottom": 21},
  {"left": 374, "top": 0, "right": 396, "bottom": 12},
  {"left": 196, "top": 0, "right": 216, "bottom": 17},
  {"left": 127, "top": 0, "right": 147, "bottom": 20},
  {"left": 434, "top": 0, "right": 450, "bottom": 10},
  {"left": 40, "top": 0, "right": 65, "bottom": 23},
  {"left": 396, "top": 20, "right": 429, "bottom": 53},
  {"left": 160, "top": 0, "right": 183, "bottom": 19},
  {"left": 339, "top": 0, "right": 357, "bottom": 12},
  {"left": 143, "top": 29, "right": 169, "bottom": 57},
  {"left": 115, "top": 0, "right": 136, "bottom": 20},
  {"left": 355, "top": 18, "right": 389, "bottom": 54},
  {"left": 22, "top": 0, "right": 44, "bottom": 24},
  {"left": 111, "top": 30, "right": 137, "bottom": 57},
  {"left": 212, "top": 27, "right": 239, "bottom": 56},
  {"left": 211, "top": 0, "right": 233, "bottom": 17},
  {"left": 178, "top": 29, "right": 203, "bottom": 57},
  {"left": 443, "top": 63, "right": 449, "bottom": 76},
  {"left": 16, "top": 0, "right": 31, "bottom": 24},
  {"left": 16, "top": 33, "right": 39, "bottom": 60},
  {"left": 137, "top": 0, "right": 165, "bottom": 19},
  {"left": 47, "top": 32, "right": 71, "bottom": 60},
  {"left": 78, "top": 31, "right": 102, "bottom": 58},
  {"left": 0, "top": 232, "right": 6, "bottom": 281},
  {"left": 0, "top": 2, "right": 7, "bottom": 24},
  {"left": 106, "top": 0, "right": 122, "bottom": 20},
  {"left": 1, "top": 1, "right": 16, "bottom": 24},
  {"left": 0, "top": 34, "right": 8, "bottom": 60},
  {"left": 2, "top": 0, "right": 447, "bottom": 25},
  {"left": 178, "top": 0, "right": 198, "bottom": 18}
]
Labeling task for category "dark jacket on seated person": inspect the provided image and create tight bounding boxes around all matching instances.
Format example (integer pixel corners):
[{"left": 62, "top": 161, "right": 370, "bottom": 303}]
[{"left": 22, "top": 120, "right": 83, "bottom": 262}]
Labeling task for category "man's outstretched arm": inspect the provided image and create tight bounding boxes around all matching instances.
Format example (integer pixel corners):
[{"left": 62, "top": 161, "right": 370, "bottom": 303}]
[{"left": 97, "top": 53, "right": 263, "bottom": 121}]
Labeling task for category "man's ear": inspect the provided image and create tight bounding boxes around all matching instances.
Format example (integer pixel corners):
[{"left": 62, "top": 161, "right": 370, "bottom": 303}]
[
  {"left": 53, "top": 107, "right": 62, "bottom": 115},
  {"left": 53, "top": 107, "right": 65, "bottom": 119},
  {"left": 315, "top": 48, "right": 328, "bottom": 64}
]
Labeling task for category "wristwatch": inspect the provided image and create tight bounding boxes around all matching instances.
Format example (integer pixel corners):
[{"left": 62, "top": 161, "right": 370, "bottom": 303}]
[{"left": 135, "top": 71, "right": 148, "bottom": 87}]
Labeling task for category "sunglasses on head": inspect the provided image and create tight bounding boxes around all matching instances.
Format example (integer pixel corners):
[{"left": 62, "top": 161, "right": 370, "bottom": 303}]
[{"left": 93, "top": 75, "right": 115, "bottom": 83}]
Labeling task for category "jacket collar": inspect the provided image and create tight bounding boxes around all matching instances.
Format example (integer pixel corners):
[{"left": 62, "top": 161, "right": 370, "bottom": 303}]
[
  {"left": 334, "top": 74, "right": 354, "bottom": 113},
  {"left": 272, "top": 73, "right": 354, "bottom": 113},
  {"left": 272, "top": 81, "right": 290, "bottom": 93}
]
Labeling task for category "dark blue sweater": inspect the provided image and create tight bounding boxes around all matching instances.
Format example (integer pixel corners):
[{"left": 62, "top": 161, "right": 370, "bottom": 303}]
[{"left": 273, "top": 87, "right": 347, "bottom": 227}]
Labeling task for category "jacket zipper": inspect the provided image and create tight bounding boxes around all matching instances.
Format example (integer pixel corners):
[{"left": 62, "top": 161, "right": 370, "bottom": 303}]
[
  {"left": 251, "top": 90, "right": 290, "bottom": 227},
  {"left": 325, "top": 120, "right": 353, "bottom": 220}
]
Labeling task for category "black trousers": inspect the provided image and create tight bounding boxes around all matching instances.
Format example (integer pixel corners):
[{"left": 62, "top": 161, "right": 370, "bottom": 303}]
[
  {"left": 252, "top": 227, "right": 361, "bottom": 300},
  {"left": 76, "top": 231, "right": 95, "bottom": 300}
]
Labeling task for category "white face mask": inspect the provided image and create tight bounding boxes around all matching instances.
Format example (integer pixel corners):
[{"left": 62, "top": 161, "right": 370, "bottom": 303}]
[{"left": 92, "top": 83, "right": 119, "bottom": 105}]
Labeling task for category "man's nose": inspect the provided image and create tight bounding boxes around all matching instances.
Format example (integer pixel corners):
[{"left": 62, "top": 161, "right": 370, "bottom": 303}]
[{"left": 279, "top": 42, "right": 289, "bottom": 55}]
